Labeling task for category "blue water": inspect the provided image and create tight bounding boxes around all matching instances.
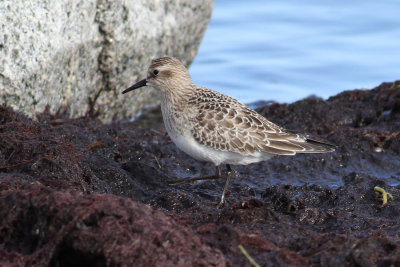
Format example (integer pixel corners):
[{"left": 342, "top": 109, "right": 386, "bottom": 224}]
[{"left": 190, "top": 0, "right": 400, "bottom": 104}]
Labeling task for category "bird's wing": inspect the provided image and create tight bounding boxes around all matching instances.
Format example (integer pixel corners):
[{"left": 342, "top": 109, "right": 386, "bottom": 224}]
[{"left": 189, "top": 88, "right": 334, "bottom": 155}]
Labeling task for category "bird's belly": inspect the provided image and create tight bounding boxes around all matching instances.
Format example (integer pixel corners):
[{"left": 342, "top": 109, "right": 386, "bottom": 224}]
[{"left": 169, "top": 132, "right": 269, "bottom": 166}]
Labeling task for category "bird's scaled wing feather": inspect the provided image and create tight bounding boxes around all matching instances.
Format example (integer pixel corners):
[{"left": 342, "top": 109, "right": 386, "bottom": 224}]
[{"left": 190, "top": 88, "right": 334, "bottom": 155}]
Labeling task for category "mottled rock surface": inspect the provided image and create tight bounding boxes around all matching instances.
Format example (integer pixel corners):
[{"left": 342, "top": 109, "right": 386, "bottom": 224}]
[
  {"left": 0, "top": 81, "right": 399, "bottom": 266},
  {"left": 0, "top": 0, "right": 213, "bottom": 121}
]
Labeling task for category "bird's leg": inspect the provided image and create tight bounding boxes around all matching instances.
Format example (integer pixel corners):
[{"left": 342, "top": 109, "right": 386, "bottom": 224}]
[
  {"left": 217, "top": 164, "right": 233, "bottom": 208},
  {"left": 168, "top": 166, "right": 222, "bottom": 186}
]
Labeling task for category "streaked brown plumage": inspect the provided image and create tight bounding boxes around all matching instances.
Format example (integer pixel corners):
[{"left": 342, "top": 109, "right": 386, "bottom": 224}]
[
  {"left": 189, "top": 87, "right": 333, "bottom": 156},
  {"left": 122, "top": 56, "right": 335, "bottom": 206}
]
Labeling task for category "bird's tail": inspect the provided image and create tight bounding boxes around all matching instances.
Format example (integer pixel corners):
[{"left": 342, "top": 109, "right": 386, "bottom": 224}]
[{"left": 301, "top": 138, "right": 336, "bottom": 153}]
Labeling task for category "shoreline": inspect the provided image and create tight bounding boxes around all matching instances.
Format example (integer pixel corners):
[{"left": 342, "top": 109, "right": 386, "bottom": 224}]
[{"left": 0, "top": 81, "right": 399, "bottom": 266}]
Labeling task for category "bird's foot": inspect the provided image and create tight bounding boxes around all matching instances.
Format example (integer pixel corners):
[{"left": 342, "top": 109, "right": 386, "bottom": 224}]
[
  {"left": 217, "top": 199, "right": 225, "bottom": 209},
  {"left": 168, "top": 175, "right": 221, "bottom": 186},
  {"left": 200, "top": 199, "right": 226, "bottom": 208}
]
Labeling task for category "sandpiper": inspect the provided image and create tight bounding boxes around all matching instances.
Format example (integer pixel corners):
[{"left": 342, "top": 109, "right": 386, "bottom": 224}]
[{"left": 122, "top": 56, "right": 335, "bottom": 207}]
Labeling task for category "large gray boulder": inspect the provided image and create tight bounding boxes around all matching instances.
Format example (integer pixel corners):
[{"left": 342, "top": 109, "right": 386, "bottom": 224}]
[{"left": 0, "top": 0, "right": 213, "bottom": 121}]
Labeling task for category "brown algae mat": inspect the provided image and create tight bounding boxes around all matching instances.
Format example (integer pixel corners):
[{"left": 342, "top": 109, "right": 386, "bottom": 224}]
[{"left": 0, "top": 81, "right": 399, "bottom": 266}]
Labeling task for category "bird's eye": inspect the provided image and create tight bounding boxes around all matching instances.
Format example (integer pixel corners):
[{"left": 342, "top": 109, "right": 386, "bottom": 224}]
[{"left": 153, "top": 69, "right": 159, "bottom": 76}]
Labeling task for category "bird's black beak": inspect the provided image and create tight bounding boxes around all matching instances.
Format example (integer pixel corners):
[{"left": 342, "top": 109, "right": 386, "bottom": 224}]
[{"left": 122, "top": 79, "right": 147, "bottom": 94}]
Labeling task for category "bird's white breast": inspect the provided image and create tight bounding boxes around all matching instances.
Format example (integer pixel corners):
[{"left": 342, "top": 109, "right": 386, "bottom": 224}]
[{"left": 169, "top": 131, "right": 270, "bottom": 166}]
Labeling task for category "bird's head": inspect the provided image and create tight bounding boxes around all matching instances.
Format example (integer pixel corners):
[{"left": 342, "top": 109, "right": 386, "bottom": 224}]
[{"left": 122, "top": 57, "right": 192, "bottom": 95}]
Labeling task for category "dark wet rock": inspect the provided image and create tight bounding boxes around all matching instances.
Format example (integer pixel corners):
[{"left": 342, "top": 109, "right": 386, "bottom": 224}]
[{"left": 1, "top": 81, "right": 400, "bottom": 266}]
